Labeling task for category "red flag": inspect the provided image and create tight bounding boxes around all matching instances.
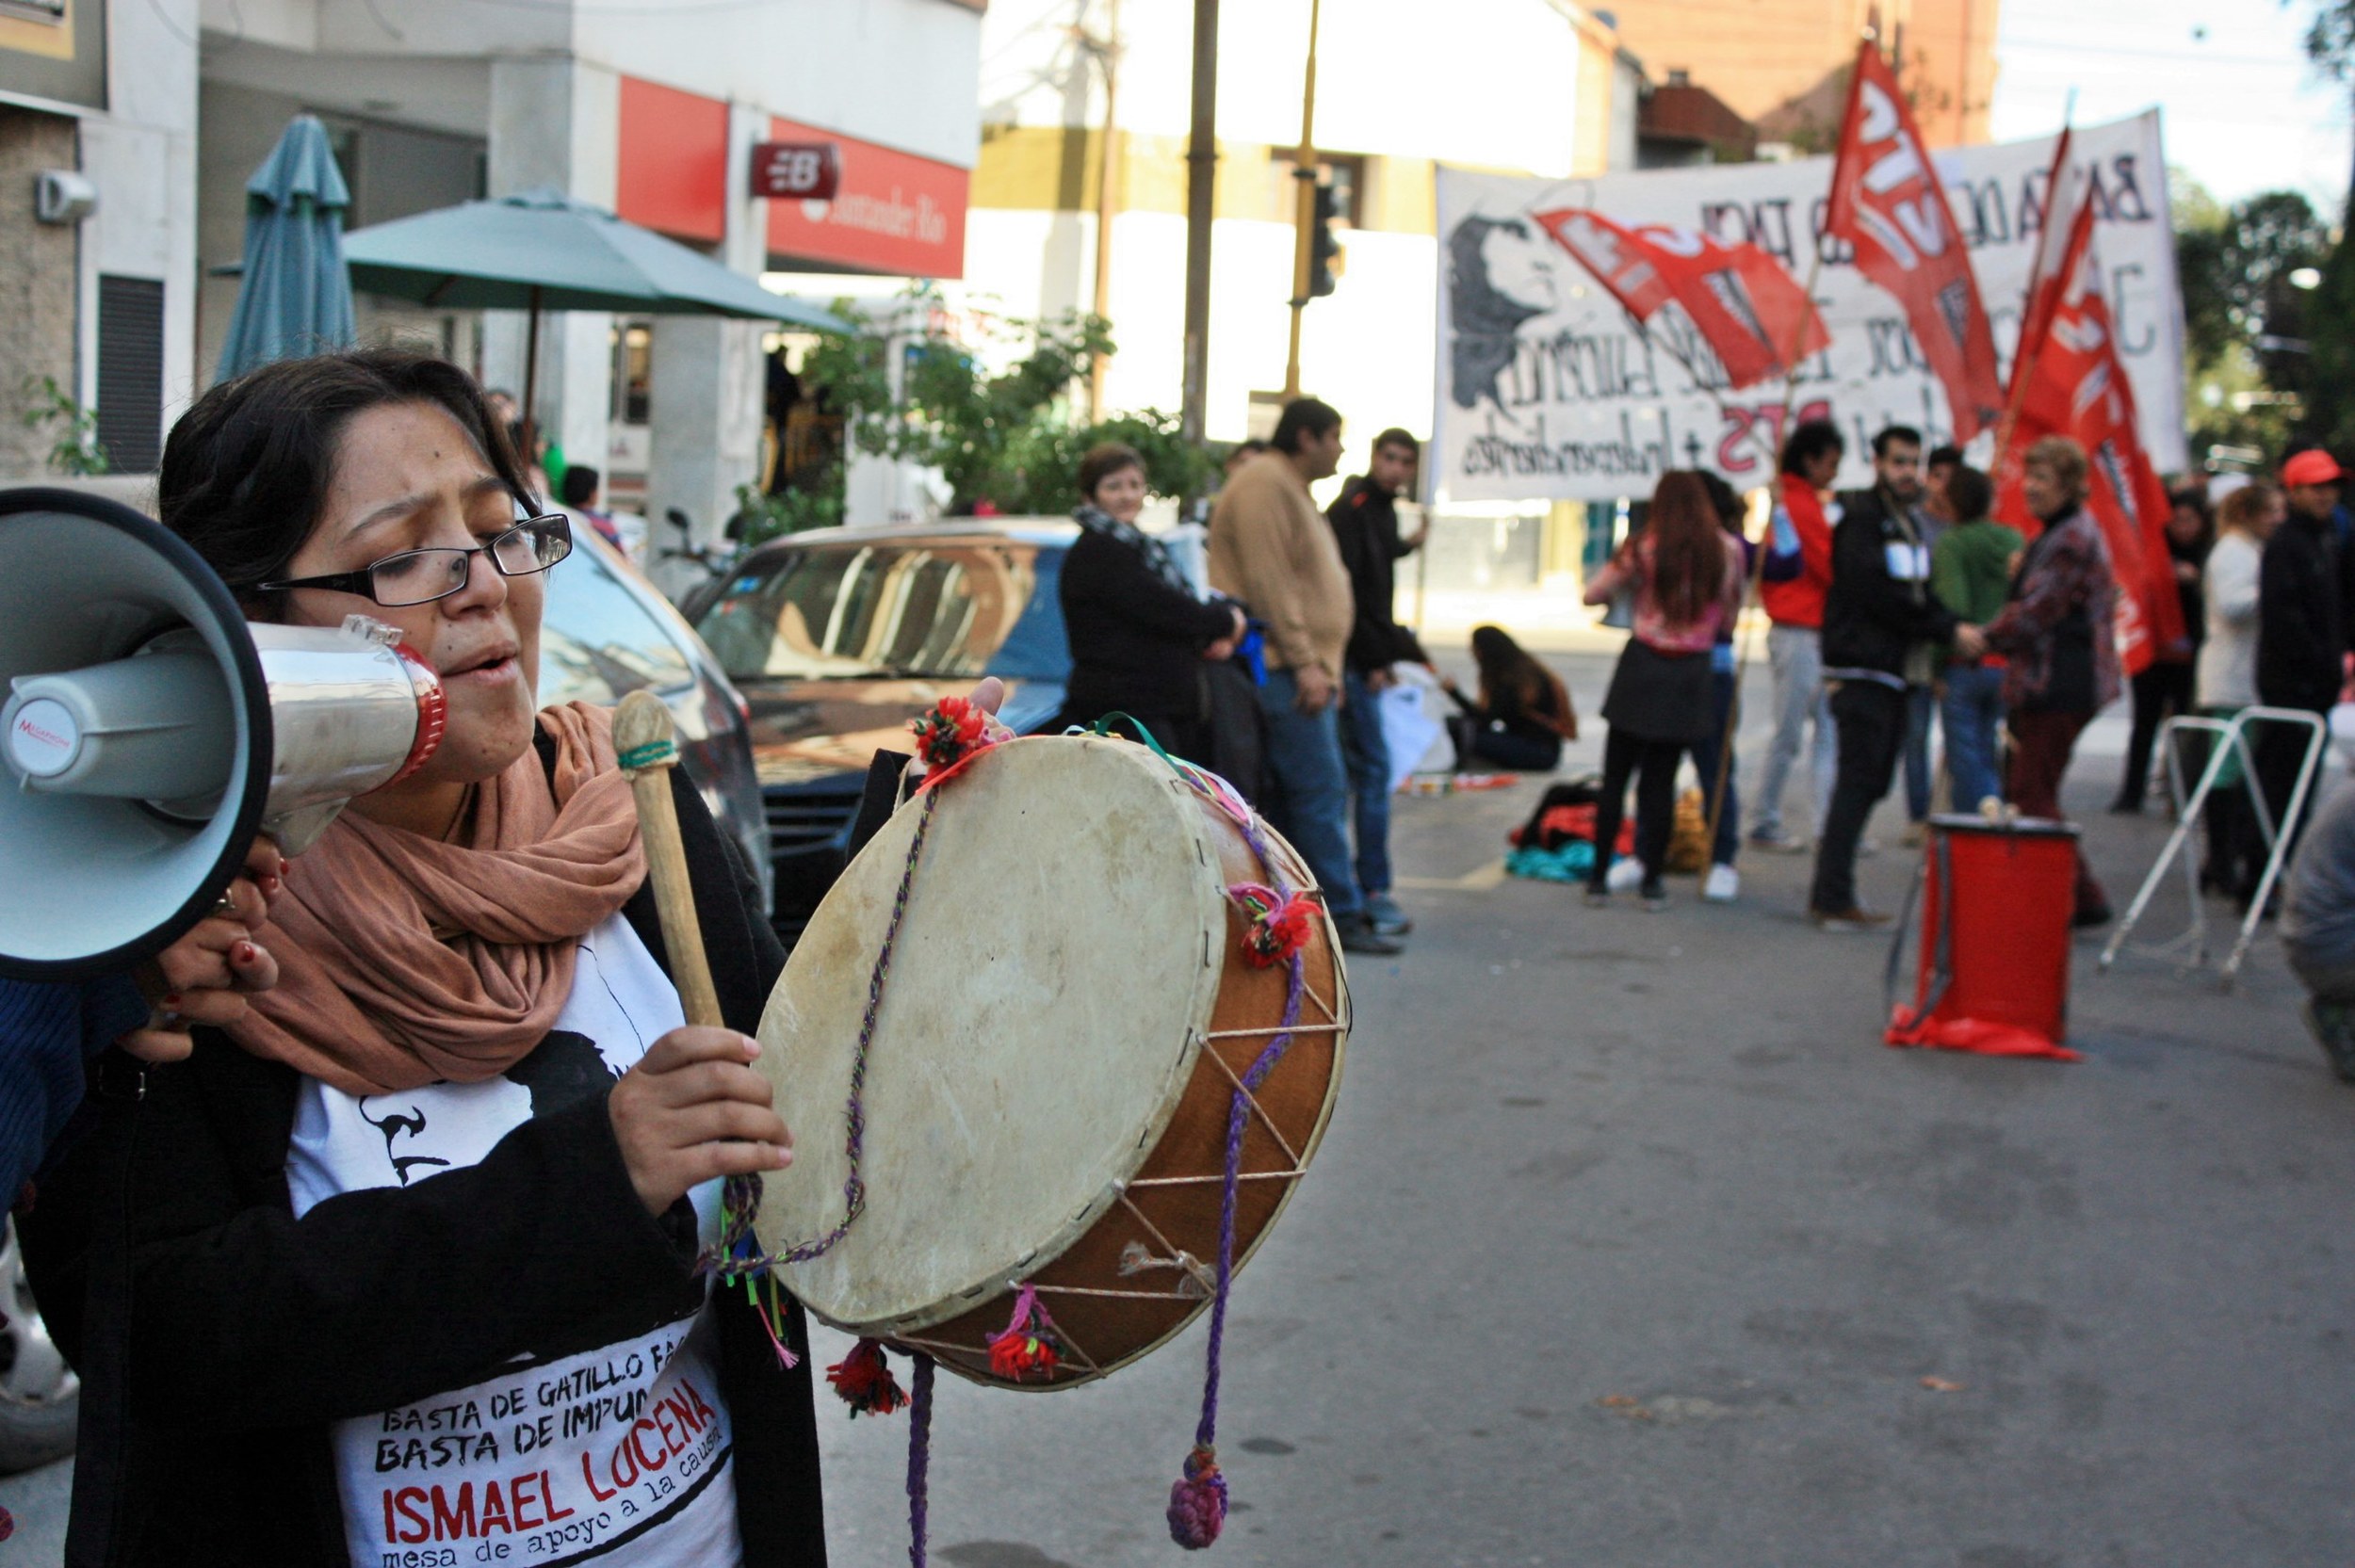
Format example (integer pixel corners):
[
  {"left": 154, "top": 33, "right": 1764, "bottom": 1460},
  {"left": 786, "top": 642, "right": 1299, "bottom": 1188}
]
[
  {"left": 1824, "top": 42, "right": 2003, "bottom": 440},
  {"left": 1997, "top": 227, "right": 2184, "bottom": 676},
  {"left": 2008, "top": 126, "right": 2089, "bottom": 403},
  {"left": 1535, "top": 209, "right": 1828, "bottom": 391}
]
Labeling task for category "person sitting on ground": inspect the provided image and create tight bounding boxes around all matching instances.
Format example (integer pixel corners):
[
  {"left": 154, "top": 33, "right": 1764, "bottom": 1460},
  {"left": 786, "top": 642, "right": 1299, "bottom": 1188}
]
[
  {"left": 1579, "top": 471, "right": 1746, "bottom": 911},
  {"left": 1440, "top": 624, "right": 1577, "bottom": 773},
  {"left": 1927, "top": 463, "right": 2021, "bottom": 813},
  {"left": 1059, "top": 440, "right": 1243, "bottom": 765}
]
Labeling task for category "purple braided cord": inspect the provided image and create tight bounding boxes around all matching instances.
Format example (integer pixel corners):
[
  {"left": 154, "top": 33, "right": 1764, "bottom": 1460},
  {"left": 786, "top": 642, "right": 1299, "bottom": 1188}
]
[
  {"left": 906, "top": 1352, "right": 936, "bottom": 1568},
  {"left": 698, "top": 787, "right": 944, "bottom": 1279}
]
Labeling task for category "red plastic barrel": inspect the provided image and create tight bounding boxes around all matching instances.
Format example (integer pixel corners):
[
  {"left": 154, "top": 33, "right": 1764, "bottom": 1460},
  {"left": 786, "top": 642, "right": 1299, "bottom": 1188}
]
[{"left": 1888, "top": 813, "right": 2081, "bottom": 1059}]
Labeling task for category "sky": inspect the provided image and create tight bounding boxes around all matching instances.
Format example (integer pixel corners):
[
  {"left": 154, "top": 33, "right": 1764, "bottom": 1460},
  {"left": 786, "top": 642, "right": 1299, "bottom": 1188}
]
[{"left": 1990, "top": 0, "right": 2353, "bottom": 217}]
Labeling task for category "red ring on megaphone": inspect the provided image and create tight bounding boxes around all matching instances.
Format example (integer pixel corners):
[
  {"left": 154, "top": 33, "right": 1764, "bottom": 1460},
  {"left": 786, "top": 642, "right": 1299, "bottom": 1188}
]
[{"left": 385, "top": 642, "right": 447, "bottom": 786}]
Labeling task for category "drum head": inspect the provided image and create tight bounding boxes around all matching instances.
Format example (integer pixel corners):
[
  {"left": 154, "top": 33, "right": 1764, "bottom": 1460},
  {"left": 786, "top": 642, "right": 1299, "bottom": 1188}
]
[{"left": 754, "top": 735, "right": 1228, "bottom": 1334}]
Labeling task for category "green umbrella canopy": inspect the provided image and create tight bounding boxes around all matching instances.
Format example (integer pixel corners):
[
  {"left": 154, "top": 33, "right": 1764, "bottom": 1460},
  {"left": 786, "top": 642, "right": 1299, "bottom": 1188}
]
[
  {"left": 216, "top": 115, "right": 357, "bottom": 380},
  {"left": 341, "top": 186, "right": 845, "bottom": 331}
]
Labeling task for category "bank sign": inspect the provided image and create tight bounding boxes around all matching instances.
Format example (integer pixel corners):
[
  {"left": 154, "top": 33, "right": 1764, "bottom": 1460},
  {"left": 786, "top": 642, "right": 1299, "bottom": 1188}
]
[{"left": 1431, "top": 112, "right": 2184, "bottom": 503}]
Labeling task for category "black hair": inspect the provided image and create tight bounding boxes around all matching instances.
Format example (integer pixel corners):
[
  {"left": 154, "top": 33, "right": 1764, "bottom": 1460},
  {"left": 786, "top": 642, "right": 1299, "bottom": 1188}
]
[
  {"left": 1372, "top": 428, "right": 1421, "bottom": 459},
  {"left": 559, "top": 464, "right": 601, "bottom": 509},
  {"left": 1078, "top": 441, "right": 1145, "bottom": 500},
  {"left": 1270, "top": 397, "right": 1342, "bottom": 455},
  {"left": 159, "top": 348, "right": 533, "bottom": 618},
  {"left": 1696, "top": 471, "right": 1745, "bottom": 532},
  {"left": 1926, "top": 445, "right": 1964, "bottom": 469},
  {"left": 1943, "top": 463, "right": 1993, "bottom": 522},
  {"left": 1779, "top": 418, "right": 1845, "bottom": 477},
  {"left": 1872, "top": 424, "right": 1925, "bottom": 459},
  {"left": 1227, "top": 438, "right": 1268, "bottom": 461}
]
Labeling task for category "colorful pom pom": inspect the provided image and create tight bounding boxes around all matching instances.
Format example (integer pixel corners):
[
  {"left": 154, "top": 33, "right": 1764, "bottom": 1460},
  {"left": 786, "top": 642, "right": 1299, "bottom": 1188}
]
[
  {"left": 826, "top": 1337, "right": 907, "bottom": 1417},
  {"left": 1165, "top": 1444, "right": 1227, "bottom": 1549},
  {"left": 984, "top": 1284, "right": 1064, "bottom": 1381},
  {"left": 1228, "top": 882, "right": 1321, "bottom": 969},
  {"left": 909, "top": 697, "right": 988, "bottom": 769}
]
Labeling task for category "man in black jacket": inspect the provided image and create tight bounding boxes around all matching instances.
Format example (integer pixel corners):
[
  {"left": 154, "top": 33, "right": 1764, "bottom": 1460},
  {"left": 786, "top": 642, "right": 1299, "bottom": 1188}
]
[
  {"left": 1809, "top": 427, "right": 1986, "bottom": 929},
  {"left": 1325, "top": 428, "right": 1428, "bottom": 938},
  {"left": 2254, "top": 447, "right": 2347, "bottom": 876}
]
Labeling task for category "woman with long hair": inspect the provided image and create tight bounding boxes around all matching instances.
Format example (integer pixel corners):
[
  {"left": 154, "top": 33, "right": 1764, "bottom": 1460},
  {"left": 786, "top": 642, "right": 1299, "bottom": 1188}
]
[
  {"left": 1579, "top": 471, "right": 1745, "bottom": 909},
  {"left": 1059, "top": 441, "right": 1243, "bottom": 764},
  {"left": 1440, "top": 623, "right": 1577, "bottom": 771},
  {"left": 23, "top": 348, "right": 832, "bottom": 1565}
]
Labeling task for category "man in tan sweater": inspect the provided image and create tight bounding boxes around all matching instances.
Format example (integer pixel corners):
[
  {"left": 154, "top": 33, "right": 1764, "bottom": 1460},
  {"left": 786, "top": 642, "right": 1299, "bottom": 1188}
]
[{"left": 1210, "top": 398, "right": 1401, "bottom": 955}]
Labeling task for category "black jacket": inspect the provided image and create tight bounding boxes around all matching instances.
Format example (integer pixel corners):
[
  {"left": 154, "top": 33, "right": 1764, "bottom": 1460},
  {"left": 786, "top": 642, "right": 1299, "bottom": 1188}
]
[
  {"left": 1058, "top": 526, "right": 1235, "bottom": 724},
  {"left": 2257, "top": 510, "right": 2345, "bottom": 714},
  {"left": 1820, "top": 486, "right": 1956, "bottom": 682},
  {"left": 23, "top": 739, "right": 825, "bottom": 1568},
  {"left": 1325, "top": 477, "right": 1419, "bottom": 674}
]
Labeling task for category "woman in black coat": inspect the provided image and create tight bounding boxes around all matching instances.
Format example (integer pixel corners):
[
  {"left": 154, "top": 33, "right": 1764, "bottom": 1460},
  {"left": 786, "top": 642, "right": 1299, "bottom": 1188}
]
[
  {"left": 1058, "top": 442, "right": 1242, "bottom": 761},
  {"left": 24, "top": 348, "right": 833, "bottom": 1567}
]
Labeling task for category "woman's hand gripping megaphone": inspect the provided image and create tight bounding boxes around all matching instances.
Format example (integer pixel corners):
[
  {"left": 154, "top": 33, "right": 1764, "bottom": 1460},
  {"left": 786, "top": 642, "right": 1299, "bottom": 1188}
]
[{"left": 116, "top": 838, "right": 287, "bottom": 1063}]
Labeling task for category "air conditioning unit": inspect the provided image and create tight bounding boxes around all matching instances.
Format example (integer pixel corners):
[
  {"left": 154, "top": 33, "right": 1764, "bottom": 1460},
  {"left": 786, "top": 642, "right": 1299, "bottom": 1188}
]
[{"left": 34, "top": 170, "right": 97, "bottom": 226}]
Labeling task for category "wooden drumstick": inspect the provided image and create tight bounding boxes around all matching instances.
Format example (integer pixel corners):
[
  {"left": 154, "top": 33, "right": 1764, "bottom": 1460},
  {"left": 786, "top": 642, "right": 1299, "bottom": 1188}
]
[{"left": 614, "top": 690, "right": 724, "bottom": 1030}]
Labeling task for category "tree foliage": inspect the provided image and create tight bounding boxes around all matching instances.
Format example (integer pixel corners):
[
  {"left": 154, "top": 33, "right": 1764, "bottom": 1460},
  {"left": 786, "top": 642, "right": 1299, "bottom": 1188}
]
[
  {"left": 2175, "top": 178, "right": 2332, "bottom": 461},
  {"left": 781, "top": 288, "right": 1214, "bottom": 532}
]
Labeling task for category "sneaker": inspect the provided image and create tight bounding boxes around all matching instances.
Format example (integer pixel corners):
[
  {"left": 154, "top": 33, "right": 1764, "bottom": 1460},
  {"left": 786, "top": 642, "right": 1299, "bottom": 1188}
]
[
  {"left": 1639, "top": 879, "right": 1669, "bottom": 911},
  {"left": 1605, "top": 858, "right": 1645, "bottom": 893},
  {"left": 1365, "top": 892, "right": 1414, "bottom": 937},
  {"left": 1703, "top": 864, "right": 1740, "bottom": 903},
  {"left": 1748, "top": 830, "right": 1809, "bottom": 855},
  {"left": 2303, "top": 999, "right": 2355, "bottom": 1082},
  {"left": 1810, "top": 905, "right": 1893, "bottom": 932},
  {"left": 1337, "top": 916, "right": 1405, "bottom": 956}
]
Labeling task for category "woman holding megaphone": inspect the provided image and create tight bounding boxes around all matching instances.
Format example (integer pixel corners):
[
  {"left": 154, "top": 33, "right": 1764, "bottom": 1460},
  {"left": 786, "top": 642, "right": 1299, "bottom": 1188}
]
[{"left": 23, "top": 349, "right": 836, "bottom": 1566}]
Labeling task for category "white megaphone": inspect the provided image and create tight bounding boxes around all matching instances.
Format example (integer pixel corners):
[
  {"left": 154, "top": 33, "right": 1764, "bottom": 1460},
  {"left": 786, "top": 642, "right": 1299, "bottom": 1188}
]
[{"left": 0, "top": 488, "right": 446, "bottom": 981}]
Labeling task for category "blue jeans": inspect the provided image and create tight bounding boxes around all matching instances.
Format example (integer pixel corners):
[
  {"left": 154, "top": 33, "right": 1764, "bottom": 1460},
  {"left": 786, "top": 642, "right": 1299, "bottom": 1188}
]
[
  {"left": 1687, "top": 668, "right": 1740, "bottom": 867},
  {"left": 1941, "top": 664, "right": 2006, "bottom": 812},
  {"left": 1903, "top": 682, "right": 1936, "bottom": 822},
  {"left": 1255, "top": 669, "right": 1363, "bottom": 922},
  {"left": 1340, "top": 670, "right": 1393, "bottom": 897}
]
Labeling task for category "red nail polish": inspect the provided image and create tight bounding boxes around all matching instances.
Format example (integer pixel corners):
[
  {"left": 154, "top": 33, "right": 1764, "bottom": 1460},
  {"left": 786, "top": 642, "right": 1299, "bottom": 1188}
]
[
  {"left": 260, "top": 873, "right": 281, "bottom": 894},
  {"left": 235, "top": 942, "right": 257, "bottom": 963},
  {"left": 162, "top": 994, "right": 181, "bottom": 1008}
]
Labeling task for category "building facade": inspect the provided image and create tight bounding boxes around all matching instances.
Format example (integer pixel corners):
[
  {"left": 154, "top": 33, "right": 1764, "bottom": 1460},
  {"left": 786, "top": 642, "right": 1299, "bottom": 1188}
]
[
  {"left": 0, "top": 0, "right": 200, "bottom": 479},
  {"left": 1602, "top": 0, "right": 1999, "bottom": 152}
]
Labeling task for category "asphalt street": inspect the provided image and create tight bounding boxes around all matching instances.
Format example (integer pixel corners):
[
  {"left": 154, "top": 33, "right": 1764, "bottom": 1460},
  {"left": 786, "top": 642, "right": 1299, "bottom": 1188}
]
[{"left": 6, "top": 649, "right": 2349, "bottom": 1566}]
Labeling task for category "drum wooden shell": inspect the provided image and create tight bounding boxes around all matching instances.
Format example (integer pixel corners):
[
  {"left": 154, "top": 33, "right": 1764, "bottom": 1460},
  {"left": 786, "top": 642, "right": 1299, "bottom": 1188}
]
[{"left": 751, "top": 734, "right": 1349, "bottom": 1388}]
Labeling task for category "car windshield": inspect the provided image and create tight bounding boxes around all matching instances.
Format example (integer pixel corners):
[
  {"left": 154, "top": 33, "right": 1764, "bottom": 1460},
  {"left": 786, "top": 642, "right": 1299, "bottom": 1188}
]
[{"left": 692, "top": 539, "right": 1066, "bottom": 682}]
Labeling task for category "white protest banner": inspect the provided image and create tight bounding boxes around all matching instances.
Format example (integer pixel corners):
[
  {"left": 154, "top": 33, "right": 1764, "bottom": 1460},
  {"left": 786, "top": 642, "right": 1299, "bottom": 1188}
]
[{"left": 1432, "top": 111, "right": 2185, "bottom": 503}]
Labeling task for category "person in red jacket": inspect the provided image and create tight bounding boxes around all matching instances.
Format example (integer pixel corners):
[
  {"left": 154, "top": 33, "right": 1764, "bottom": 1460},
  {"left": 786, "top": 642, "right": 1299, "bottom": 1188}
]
[{"left": 1749, "top": 419, "right": 1845, "bottom": 852}]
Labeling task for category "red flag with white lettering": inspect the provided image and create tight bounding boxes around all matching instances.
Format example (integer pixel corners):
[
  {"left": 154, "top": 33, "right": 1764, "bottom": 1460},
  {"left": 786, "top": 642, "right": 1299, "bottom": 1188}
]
[
  {"left": 2009, "top": 125, "right": 2089, "bottom": 404},
  {"left": 1534, "top": 209, "right": 1828, "bottom": 392},
  {"left": 1997, "top": 227, "right": 2184, "bottom": 677},
  {"left": 1824, "top": 42, "right": 2003, "bottom": 440}
]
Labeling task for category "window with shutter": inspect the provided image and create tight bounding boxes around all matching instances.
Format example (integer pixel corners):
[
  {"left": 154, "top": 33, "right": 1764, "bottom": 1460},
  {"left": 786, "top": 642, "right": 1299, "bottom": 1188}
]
[{"left": 95, "top": 274, "right": 164, "bottom": 474}]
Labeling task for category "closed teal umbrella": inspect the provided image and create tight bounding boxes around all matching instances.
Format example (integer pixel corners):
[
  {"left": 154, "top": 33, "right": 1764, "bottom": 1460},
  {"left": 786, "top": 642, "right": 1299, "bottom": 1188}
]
[
  {"left": 341, "top": 186, "right": 843, "bottom": 450},
  {"left": 216, "top": 116, "right": 356, "bottom": 380}
]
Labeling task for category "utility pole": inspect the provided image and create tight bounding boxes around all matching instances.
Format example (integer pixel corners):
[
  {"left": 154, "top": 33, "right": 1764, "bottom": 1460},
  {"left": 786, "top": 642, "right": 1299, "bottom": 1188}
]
[
  {"left": 1086, "top": 0, "right": 1121, "bottom": 423},
  {"left": 1282, "top": 0, "right": 1323, "bottom": 399},
  {"left": 1179, "top": 0, "right": 1217, "bottom": 442}
]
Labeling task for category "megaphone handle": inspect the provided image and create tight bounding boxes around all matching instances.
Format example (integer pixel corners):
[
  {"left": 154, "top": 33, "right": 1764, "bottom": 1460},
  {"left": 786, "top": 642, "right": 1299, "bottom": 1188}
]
[{"left": 613, "top": 692, "right": 725, "bottom": 1030}]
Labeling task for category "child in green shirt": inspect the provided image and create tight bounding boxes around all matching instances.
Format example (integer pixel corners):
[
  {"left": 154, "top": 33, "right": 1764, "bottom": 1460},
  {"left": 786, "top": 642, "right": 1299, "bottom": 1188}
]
[{"left": 1929, "top": 464, "right": 2023, "bottom": 811}]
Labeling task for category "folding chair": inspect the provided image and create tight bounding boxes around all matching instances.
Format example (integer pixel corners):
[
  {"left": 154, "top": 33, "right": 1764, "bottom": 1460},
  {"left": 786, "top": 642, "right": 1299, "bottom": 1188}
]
[{"left": 2100, "top": 706, "right": 2328, "bottom": 987}]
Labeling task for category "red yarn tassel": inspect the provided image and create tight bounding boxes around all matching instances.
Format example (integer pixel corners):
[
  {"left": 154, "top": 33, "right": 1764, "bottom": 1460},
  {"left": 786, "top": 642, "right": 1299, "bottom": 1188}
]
[
  {"left": 984, "top": 1284, "right": 1064, "bottom": 1381},
  {"left": 826, "top": 1337, "right": 907, "bottom": 1417},
  {"left": 1165, "top": 1444, "right": 1226, "bottom": 1549}
]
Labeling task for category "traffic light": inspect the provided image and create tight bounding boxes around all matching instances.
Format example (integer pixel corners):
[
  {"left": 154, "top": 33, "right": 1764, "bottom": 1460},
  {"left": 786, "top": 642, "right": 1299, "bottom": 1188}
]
[{"left": 1310, "top": 183, "right": 1343, "bottom": 299}]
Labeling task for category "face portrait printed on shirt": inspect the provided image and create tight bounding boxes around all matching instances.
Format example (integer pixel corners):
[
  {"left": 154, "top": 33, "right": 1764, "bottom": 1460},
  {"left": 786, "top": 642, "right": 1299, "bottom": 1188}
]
[{"left": 356, "top": 1031, "right": 619, "bottom": 1188}]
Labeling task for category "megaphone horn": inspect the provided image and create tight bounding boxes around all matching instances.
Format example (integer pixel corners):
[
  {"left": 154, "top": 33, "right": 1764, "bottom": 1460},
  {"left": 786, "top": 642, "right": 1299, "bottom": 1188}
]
[{"left": 0, "top": 488, "right": 446, "bottom": 981}]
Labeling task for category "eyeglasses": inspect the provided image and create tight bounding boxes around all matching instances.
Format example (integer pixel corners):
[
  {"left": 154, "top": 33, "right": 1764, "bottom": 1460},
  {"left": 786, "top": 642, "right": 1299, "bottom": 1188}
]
[{"left": 258, "top": 515, "right": 574, "bottom": 607}]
